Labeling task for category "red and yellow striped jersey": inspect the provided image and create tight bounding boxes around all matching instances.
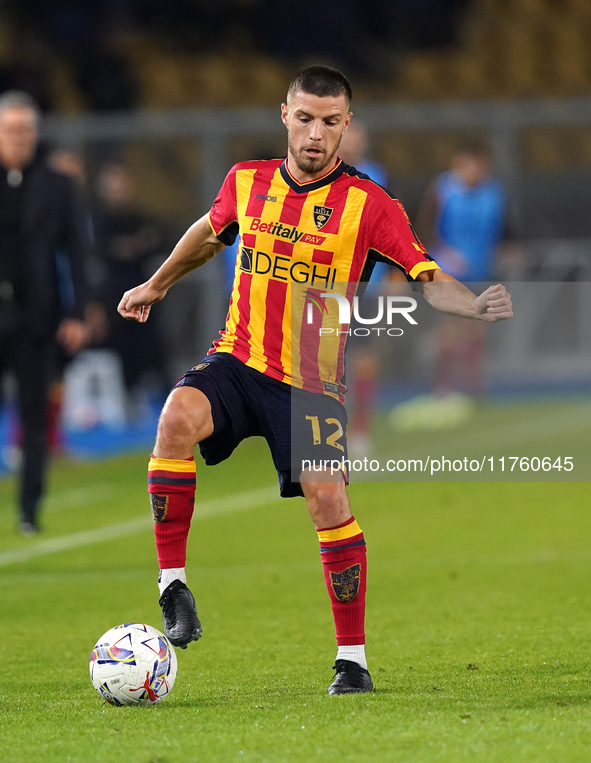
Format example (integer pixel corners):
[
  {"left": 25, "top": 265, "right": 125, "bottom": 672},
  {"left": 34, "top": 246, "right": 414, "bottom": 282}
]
[{"left": 207, "top": 157, "right": 438, "bottom": 399}]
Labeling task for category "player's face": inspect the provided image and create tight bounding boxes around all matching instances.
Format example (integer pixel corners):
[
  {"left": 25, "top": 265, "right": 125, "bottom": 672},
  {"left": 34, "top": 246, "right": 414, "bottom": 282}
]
[
  {"left": 0, "top": 106, "right": 38, "bottom": 169},
  {"left": 282, "top": 91, "right": 351, "bottom": 177}
]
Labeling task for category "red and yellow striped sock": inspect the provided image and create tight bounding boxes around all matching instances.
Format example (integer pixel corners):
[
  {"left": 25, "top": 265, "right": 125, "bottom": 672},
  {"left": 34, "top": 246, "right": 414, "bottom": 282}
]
[
  {"left": 148, "top": 456, "right": 197, "bottom": 569},
  {"left": 317, "top": 516, "right": 367, "bottom": 646}
]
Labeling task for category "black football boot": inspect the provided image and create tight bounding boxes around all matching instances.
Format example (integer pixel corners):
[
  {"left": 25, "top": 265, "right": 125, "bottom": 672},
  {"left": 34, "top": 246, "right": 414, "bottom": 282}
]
[
  {"left": 159, "top": 580, "right": 202, "bottom": 649},
  {"left": 328, "top": 659, "right": 373, "bottom": 695}
]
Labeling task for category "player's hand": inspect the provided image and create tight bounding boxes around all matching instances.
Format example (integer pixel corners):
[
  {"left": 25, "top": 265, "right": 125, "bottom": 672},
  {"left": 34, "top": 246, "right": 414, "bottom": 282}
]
[
  {"left": 474, "top": 283, "right": 513, "bottom": 322},
  {"left": 117, "top": 282, "right": 166, "bottom": 323},
  {"left": 57, "top": 318, "right": 88, "bottom": 354}
]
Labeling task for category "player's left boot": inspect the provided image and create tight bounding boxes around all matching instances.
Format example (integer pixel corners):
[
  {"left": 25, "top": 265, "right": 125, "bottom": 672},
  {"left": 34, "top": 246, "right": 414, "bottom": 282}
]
[
  {"left": 328, "top": 659, "right": 373, "bottom": 695},
  {"left": 159, "top": 579, "right": 202, "bottom": 649}
]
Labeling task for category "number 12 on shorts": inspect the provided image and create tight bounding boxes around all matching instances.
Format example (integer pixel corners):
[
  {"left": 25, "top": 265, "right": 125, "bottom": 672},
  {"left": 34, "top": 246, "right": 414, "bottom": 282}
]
[{"left": 305, "top": 415, "right": 345, "bottom": 452}]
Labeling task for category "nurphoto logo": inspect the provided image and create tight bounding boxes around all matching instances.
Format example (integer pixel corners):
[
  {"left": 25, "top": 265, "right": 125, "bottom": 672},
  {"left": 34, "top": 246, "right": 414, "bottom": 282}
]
[{"left": 303, "top": 291, "right": 418, "bottom": 336}]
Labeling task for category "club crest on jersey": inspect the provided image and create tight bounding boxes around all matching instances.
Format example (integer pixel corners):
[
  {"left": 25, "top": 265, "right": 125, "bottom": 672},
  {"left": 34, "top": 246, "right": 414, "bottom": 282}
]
[
  {"left": 313, "top": 205, "right": 333, "bottom": 230},
  {"left": 151, "top": 494, "right": 169, "bottom": 524},
  {"left": 330, "top": 563, "right": 361, "bottom": 602}
]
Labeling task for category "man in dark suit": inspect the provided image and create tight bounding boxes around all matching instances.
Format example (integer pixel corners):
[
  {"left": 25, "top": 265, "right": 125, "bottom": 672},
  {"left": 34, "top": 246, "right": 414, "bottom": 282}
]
[{"left": 0, "top": 91, "right": 89, "bottom": 535}]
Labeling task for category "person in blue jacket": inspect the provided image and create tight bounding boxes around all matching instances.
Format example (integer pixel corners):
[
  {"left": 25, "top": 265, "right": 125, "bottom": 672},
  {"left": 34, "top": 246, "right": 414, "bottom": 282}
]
[
  {"left": 415, "top": 142, "right": 511, "bottom": 282},
  {"left": 415, "top": 142, "right": 516, "bottom": 398}
]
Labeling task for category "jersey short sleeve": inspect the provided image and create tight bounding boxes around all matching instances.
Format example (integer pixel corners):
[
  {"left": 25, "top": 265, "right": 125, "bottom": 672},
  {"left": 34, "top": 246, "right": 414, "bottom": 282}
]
[
  {"left": 208, "top": 165, "right": 240, "bottom": 246},
  {"left": 369, "top": 194, "right": 439, "bottom": 281}
]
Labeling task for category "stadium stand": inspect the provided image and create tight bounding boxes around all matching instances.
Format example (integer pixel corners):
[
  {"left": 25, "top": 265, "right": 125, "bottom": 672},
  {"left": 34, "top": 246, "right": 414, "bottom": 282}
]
[
  {"left": 15, "top": 1, "right": 591, "bottom": 110},
  {"left": 1, "top": 1, "right": 590, "bottom": 203}
]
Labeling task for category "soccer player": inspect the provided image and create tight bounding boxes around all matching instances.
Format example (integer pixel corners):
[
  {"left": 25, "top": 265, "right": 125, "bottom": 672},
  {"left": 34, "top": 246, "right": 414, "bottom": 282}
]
[{"left": 118, "top": 66, "right": 513, "bottom": 695}]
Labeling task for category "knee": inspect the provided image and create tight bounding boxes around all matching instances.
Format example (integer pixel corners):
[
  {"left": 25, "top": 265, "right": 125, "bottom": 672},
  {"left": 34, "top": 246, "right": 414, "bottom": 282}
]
[{"left": 311, "top": 483, "right": 342, "bottom": 511}]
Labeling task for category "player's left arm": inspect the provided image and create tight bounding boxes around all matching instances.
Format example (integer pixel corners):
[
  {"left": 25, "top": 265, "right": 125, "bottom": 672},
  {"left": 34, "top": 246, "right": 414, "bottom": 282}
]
[
  {"left": 371, "top": 193, "right": 513, "bottom": 323},
  {"left": 416, "top": 268, "right": 513, "bottom": 322}
]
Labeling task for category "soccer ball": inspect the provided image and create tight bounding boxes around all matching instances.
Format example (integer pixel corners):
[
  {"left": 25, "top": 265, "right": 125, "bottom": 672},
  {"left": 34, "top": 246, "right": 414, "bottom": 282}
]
[{"left": 89, "top": 623, "right": 177, "bottom": 706}]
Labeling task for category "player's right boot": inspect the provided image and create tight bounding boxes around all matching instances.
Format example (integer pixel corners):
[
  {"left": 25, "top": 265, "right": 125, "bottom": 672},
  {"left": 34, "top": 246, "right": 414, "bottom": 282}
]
[{"left": 159, "top": 579, "right": 202, "bottom": 649}]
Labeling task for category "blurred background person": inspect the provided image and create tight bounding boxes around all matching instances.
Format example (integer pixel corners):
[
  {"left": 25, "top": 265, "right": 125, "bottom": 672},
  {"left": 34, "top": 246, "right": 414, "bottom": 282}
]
[
  {"left": 49, "top": 148, "right": 87, "bottom": 185},
  {"left": 49, "top": 148, "right": 109, "bottom": 348},
  {"left": 339, "top": 120, "right": 395, "bottom": 455},
  {"left": 0, "top": 90, "right": 89, "bottom": 535},
  {"left": 41, "top": 149, "right": 108, "bottom": 449},
  {"left": 93, "top": 161, "right": 167, "bottom": 417},
  {"left": 415, "top": 142, "right": 513, "bottom": 283},
  {"left": 415, "top": 142, "right": 519, "bottom": 398},
  {"left": 339, "top": 121, "right": 389, "bottom": 188}
]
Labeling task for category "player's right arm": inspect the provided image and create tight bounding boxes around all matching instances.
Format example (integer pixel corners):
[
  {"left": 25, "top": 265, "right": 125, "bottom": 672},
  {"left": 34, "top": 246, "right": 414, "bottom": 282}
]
[
  {"left": 119, "top": 163, "right": 240, "bottom": 323},
  {"left": 117, "top": 213, "right": 225, "bottom": 323}
]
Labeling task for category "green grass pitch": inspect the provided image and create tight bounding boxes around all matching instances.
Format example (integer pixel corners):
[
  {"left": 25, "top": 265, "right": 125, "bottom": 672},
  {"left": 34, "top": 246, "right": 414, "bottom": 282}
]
[{"left": 1, "top": 435, "right": 591, "bottom": 762}]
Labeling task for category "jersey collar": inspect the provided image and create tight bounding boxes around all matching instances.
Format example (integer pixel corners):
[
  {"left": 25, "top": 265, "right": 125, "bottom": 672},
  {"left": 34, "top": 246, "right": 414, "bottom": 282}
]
[{"left": 280, "top": 157, "right": 344, "bottom": 194}]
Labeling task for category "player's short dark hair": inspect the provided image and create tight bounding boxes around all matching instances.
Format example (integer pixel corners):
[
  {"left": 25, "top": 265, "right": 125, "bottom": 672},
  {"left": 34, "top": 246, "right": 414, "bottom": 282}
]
[{"left": 287, "top": 66, "right": 352, "bottom": 106}]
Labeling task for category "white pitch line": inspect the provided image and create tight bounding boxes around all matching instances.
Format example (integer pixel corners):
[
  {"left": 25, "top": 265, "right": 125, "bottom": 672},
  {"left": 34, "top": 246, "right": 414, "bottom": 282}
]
[
  {"left": 0, "top": 485, "right": 279, "bottom": 568},
  {"left": 44, "top": 484, "right": 118, "bottom": 514}
]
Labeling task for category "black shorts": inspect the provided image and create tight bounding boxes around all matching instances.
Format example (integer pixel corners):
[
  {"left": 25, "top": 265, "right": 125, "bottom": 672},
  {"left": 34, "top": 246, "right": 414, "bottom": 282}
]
[{"left": 174, "top": 352, "right": 349, "bottom": 498}]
